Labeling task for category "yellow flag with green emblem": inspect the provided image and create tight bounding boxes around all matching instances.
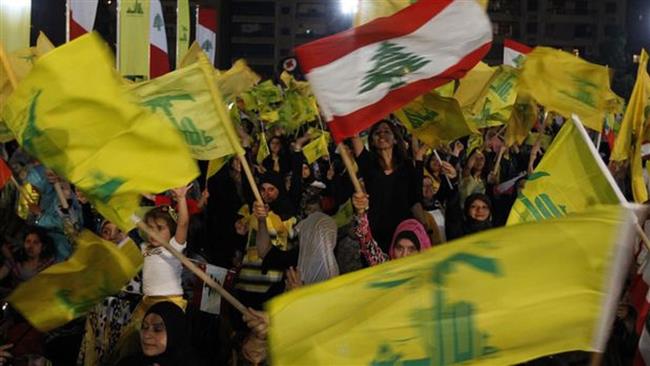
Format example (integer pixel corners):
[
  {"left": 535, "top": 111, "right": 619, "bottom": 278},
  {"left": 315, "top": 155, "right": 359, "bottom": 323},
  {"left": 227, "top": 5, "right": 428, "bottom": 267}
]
[
  {"left": 118, "top": 0, "right": 150, "bottom": 80},
  {"left": 454, "top": 61, "right": 496, "bottom": 111},
  {"left": 1, "top": 33, "right": 198, "bottom": 231},
  {"left": 468, "top": 65, "right": 519, "bottom": 129},
  {"left": 217, "top": 59, "right": 261, "bottom": 103},
  {"left": 129, "top": 53, "right": 241, "bottom": 160},
  {"left": 395, "top": 92, "right": 475, "bottom": 148},
  {"left": 9, "top": 230, "right": 142, "bottom": 331},
  {"left": 505, "top": 93, "right": 538, "bottom": 147},
  {"left": 269, "top": 204, "right": 634, "bottom": 366},
  {"left": 175, "top": 0, "right": 190, "bottom": 69},
  {"left": 303, "top": 134, "right": 330, "bottom": 164},
  {"left": 507, "top": 117, "right": 624, "bottom": 225},
  {"left": 518, "top": 47, "right": 612, "bottom": 132}
]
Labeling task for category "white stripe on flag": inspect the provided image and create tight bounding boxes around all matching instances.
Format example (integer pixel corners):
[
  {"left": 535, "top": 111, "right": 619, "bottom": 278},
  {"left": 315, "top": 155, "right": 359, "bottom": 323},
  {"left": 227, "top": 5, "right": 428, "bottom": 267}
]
[
  {"left": 196, "top": 23, "right": 216, "bottom": 64},
  {"left": 305, "top": 0, "right": 491, "bottom": 121},
  {"left": 150, "top": 0, "right": 167, "bottom": 52},
  {"left": 70, "top": 0, "right": 98, "bottom": 32}
]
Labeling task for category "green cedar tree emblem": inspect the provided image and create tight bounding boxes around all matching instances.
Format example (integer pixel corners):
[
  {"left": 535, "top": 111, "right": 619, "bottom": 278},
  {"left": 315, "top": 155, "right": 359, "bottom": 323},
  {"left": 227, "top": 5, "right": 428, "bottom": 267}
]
[
  {"left": 359, "top": 41, "right": 431, "bottom": 94},
  {"left": 559, "top": 76, "right": 598, "bottom": 108},
  {"left": 153, "top": 13, "right": 164, "bottom": 31},
  {"left": 201, "top": 40, "right": 213, "bottom": 54},
  {"left": 126, "top": 0, "right": 144, "bottom": 14}
]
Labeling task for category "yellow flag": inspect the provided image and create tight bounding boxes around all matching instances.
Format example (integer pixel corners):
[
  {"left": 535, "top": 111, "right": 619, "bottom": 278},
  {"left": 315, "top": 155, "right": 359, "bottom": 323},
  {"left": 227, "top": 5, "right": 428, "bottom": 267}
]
[
  {"left": 176, "top": 0, "right": 190, "bottom": 69},
  {"left": 9, "top": 230, "right": 142, "bottom": 331},
  {"left": 332, "top": 199, "right": 354, "bottom": 228},
  {"left": 257, "top": 132, "right": 270, "bottom": 164},
  {"left": 505, "top": 93, "right": 538, "bottom": 147},
  {"left": 303, "top": 134, "right": 330, "bottom": 164},
  {"left": 269, "top": 204, "right": 634, "bottom": 366},
  {"left": 610, "top": 50, "right": 650, "bottom": 202},
  {"left": 2, "top": 33, "right": 198, "bottom": 231},
  {"left": 518, "top": 47, "right": 612, "bottom": 132},
  {"left": 355, "top": 0, "right": 488, "bottom": 26},
  {"left": 454, "top": 62, "right": 496, "bottom": 110},
  {"left": 118, "top": 0, "right": 150, "bottom": 80},
  {"left": 216, "top": 59, "right": 261, "bottom": 102},
  {"left": 507, "top": 117, "right": 624, "bottom": 225},
  {"left": 395, "top": 92, "right": 475, "bottom": 148},
  {"left": 468, "top": 65, "right": 519, "bottom": 129},
  {"left": 0, "top": 33, "right": 55, "bottom": 142},
  {"left": 130, "top": 54, "right": 242, "bottom": 160}
]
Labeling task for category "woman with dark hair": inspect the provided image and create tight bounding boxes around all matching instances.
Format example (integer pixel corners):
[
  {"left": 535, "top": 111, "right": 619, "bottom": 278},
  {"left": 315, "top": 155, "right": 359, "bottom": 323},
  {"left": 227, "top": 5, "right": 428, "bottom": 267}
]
[
  {"left": 117, "top": 301, "right": 201, "bottom": 366},
  {"left": 262, "top": 135, "right": 291, "bottom": 176},
  {"left": 351, "top": 120, "right": 425, "bottom": 253},
  {"left": 0, "top": 226, "right": 55, "bottom": 287},
  {"left": 445, "top": 193, "right": 494, "bottom": 240}
]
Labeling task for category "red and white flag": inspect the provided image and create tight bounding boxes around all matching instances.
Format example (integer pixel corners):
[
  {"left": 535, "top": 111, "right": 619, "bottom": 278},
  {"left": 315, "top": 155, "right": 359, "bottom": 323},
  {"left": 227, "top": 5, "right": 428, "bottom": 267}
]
[
  {"left": 149, "top": 0, "right": 170, "bottom": 78},
  {"left": 67, "top": 0, "right": 98, "bottom": 41},
  {"left": 295, "top": 0, "right": 492, "bottom": 143},
  {"left": 503, "top": 39, "right": 533, "bottom": 68},
  {"left": 196, "top": 6, "right": 217, "bottom": 65}
]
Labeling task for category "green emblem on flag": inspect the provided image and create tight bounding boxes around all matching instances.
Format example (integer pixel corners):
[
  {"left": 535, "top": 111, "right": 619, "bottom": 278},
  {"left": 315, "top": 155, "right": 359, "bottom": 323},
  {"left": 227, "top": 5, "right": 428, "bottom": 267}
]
[
  {"left": 359, "top": 41, "right": 431, "bottom": 94},
  {"left": 201, "top": 40, "right": 213, "bottom": 54},
  {"left": 126, "top": 0, "right": 144, "bottom": 15},
  {"left": 404, "top": 108, "right": 438, "bottom": 129},
  {"left": 142, "top": 93, "right": 214, "bottom": 147},
  {"left": 559, "top": 76, "right": 598, "bottom": 108},
  {"left": 153, "top": 13, "right": 164, "bottom": 31}
]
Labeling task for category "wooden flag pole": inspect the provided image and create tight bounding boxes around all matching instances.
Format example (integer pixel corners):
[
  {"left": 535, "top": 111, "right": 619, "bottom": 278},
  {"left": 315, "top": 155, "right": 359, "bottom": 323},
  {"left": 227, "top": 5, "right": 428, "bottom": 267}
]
[
  {"left": 433, "top": 149, "right": 453, "bottom": 190},
  {"left": 337, "top": 143, "right": 363, "bottom": 194},
  {"left": 53, "top": 182, "right": 70, "bottom": 210},
  {"left": 132, "top": 215, "right": 250, "bottom": 316}
]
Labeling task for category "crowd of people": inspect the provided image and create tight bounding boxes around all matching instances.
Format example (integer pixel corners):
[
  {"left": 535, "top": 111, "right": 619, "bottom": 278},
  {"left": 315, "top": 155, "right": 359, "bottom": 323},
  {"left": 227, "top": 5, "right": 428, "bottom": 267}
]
[{"left": 0, "top": 100, "right": 641, "bottom": 365}]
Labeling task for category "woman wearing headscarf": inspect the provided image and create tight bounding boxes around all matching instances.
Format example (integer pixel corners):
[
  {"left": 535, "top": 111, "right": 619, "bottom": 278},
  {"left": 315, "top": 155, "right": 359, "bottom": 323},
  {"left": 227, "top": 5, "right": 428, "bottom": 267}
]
[
  {"left": 117, "top": 302, "right": 200, "bottom": 366},
  {"left": 445, "top": 193, "right": 494, "bottom": 241},
  {"left": 351, "top": 120, "right": 425, "bottom": 253},
  {"left": 351, "top": 192, "right": 432, "bottom": 266}
]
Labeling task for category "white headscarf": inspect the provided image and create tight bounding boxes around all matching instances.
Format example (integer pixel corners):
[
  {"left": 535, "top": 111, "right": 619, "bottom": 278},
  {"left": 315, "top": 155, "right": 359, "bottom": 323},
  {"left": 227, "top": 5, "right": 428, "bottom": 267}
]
[{"left": 296, "top": 212, "right": 339, "bottom": 285}]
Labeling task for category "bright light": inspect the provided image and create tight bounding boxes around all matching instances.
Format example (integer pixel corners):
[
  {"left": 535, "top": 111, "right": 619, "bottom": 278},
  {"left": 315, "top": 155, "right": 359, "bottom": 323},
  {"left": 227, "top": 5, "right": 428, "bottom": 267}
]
[
  {"left": 2, "top": 0, "right": 29, "bottom": 9},
  {"left": 339, "top": 0, "right": 358, "bottom": 15}
]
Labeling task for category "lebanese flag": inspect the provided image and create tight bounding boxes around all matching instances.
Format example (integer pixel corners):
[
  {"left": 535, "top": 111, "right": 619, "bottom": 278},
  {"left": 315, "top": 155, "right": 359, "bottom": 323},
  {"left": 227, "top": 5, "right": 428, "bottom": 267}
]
[
  {"left": 196, "top": 6, "right": 217, "bottom": 65},
  {"left": 295, "top": 0, "right": 492, "bottom": 143},
  {"left": 67, "top": 0, "right": 98, "bottom": 41},
  {"left": 503, "top": 39, "right": 533, "bottom": 68},
  {"left": 149, "top": 0, "right": 170, "bottom": 78}
]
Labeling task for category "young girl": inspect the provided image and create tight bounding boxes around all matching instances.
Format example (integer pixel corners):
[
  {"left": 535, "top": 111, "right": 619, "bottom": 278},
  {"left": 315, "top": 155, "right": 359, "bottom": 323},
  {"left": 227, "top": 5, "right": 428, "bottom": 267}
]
[{"left": 111, "top": 186, "right": 190, "bottom": 362}]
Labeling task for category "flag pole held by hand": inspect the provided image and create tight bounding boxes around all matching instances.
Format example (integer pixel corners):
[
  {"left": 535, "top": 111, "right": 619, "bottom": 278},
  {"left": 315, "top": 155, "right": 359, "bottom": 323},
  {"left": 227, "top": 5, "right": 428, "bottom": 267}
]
[
  {"left": 132, "top": 215, "right": 251, "bottom": 316},
  {"left": 433, "top": 149, "right": 453, "bottom": 190}
]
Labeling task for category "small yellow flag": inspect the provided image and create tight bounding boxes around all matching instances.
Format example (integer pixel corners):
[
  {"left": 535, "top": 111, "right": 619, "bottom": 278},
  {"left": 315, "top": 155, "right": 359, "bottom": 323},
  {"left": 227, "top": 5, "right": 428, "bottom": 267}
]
[
  {"left": 216, "top": 59, "right": 261, "bottom": 103},
  {"left": 257, "top": 132, "right": 270, "bottom": 164},
  {"left": 269, "top": 204, "right": 634, "bottom": 366},
  {"left": 610, "top": 50, "right": 650, "bottom": 203},
  {"left": 518, "top": 47, "right": 612, "bottom": 132},
  {"left": 303, "top": 134, "right": 330, "bottom": 164},
  {"left": 505, "top": 93, "right": 538, "bottom": 147},
  {"left": 395, "top": 92, "right": 475, "bottom": 148},
  {"left": 2, "top": 33, "right": 198, "bottom": 231},
  {"left": 468, "top": 65, "right": 519, "bottom": 129},
  {"left": 9, "top": 230, "right": 142, "bottom": 331},
  {"left": 507, "top": 117, "right": 624, "bottom": 225}
]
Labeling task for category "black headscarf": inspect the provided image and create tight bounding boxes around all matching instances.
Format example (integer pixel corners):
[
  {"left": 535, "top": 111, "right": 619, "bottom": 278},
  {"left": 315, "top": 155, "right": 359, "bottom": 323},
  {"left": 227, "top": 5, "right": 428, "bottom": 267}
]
[
  {"left": 117, "top": 302, "right": 198, "bottom": 366},
  {"left": 463, "top": 193, "right": 493, "bottom": 235},
  {"left": 259, "top": 171, "right": 296, "bottom": 220}
]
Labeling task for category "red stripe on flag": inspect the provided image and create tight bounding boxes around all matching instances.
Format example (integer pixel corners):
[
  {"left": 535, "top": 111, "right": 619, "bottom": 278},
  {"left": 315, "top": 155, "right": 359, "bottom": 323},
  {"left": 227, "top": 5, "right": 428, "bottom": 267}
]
[
  {"left": 198, "top": 7, "right": 217, "bottom": 31},
  {"left": 504, "top": 39, "right": 533, "bottom": 54},
  {"left": 0, "top": 159, "right": 12, "bottom": 189},
  {"left": 327, "top": 42, "right": 491, "bottom": 143},
  {"left": 69, "top": 16, "right": 87, "bottom": 41},
  {"left": 149, "top": 44, "right": 170, "bottom": 78},
  {"left": 295, "top": 0, "right": 454, "bottom": 73}
]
